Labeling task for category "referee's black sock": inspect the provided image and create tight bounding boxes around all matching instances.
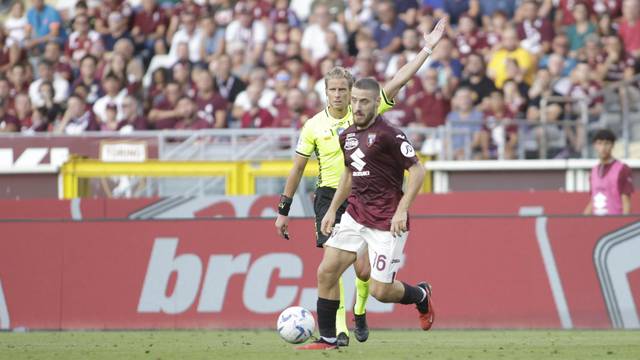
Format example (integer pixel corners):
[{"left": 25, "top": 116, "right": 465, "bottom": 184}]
[
  {"left": 317, "top": 297, "right": 340, "bottom": 342},
  {"left": 399, "top": 282, "right": 426, "bottom": 304}
]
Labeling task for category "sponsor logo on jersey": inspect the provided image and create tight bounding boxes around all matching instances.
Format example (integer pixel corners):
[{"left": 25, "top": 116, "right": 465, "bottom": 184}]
[
  {"left": 396, "top": 134, "right": 406, "bottom": 139},
  {"left": 400, "top": 141, "right": 415, "bottom": 158},
  {"left": 350, "top": 148, "right": 366, "bottom": 171},
  {"left": 344, "top": 137, "right": 359, "bottom": 150},
  {"left": 367, "top": 133, "right": 376, "bottom": 147},
  {"left": 352, "top": 171, "right": 370, "bottom": 176}
]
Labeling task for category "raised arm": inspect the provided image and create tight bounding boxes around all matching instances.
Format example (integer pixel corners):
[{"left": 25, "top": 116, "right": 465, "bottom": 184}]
[{"left": 382, "top": 17, "right": 448, "bottom": 100}]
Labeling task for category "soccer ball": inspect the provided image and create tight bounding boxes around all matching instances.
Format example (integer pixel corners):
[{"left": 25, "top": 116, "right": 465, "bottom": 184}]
[{"left": 276, "top": 306, "right": 315, "bottom": 344}]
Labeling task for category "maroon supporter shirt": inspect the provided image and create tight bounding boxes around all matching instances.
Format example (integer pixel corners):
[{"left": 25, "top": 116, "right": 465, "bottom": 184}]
[{"left": 339, "top": 117, "right": 419, "bottom": 231}]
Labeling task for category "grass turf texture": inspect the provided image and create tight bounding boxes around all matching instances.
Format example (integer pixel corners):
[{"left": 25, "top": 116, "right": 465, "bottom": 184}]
[{"left": 0, "top": 330, "right": 639, "bottom": 360}]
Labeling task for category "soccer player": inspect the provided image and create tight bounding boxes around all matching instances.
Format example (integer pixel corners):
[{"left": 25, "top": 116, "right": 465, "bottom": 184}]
[
  {"left": 584, "top": 129, "right": 634, "bottom": 215},
  {"left": 297, "top": 77, "right": 434, "bottom": 350},
  {"left": 275, "top": 18, "right": 447, "bottom": 347}
]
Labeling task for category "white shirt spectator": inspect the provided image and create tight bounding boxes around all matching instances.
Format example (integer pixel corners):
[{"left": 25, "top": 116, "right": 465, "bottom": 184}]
[
  {"left": 93, "top": 90, "right": 127, "bottom": 123},
  {"left": 233, "top": 87, "right": 277, "bottom": 114},
  {"left": 28, "top": 76, "right": 70, "bottom": 107},
  {"left": 290, "top": 0, "right": 313, "bottom": 22},
  {"left": 301, "top": 23, "right": 347, "bottom": 63},
  {"left": 5, "top": 15, "right": 28, "bottom": 47},
  {"left": 170, "top": 28, "right": 204, "bottom": 63},
  {"left": 225, "top": 19, "right": 267, "bottom": 55}
]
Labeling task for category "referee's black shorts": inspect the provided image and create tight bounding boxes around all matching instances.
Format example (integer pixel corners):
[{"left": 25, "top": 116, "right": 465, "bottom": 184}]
[{"left": 313, "top": 186, "right": 348, "bottom": 248}]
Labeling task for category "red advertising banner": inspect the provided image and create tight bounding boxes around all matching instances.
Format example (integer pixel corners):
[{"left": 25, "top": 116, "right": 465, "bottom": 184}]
[
  {"left": 2, "top": 191, "right": 639, "bottom": 220},
  {"left": 0, "top": 216, "right": 639, "bottom": 330}
]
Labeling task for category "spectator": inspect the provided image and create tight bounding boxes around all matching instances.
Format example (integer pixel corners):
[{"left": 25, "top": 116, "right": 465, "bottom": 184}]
[
  {"left": 284, "top": 55, "right": 311, "bottom": 91},
  {"left": 101, "top": 103, "right": 120, "bottom": 131},
  {"left": 101, "top": 52, "right": 128, "bottom": 85},
  {"left": 343, "top": 0, "right": 375, "bottom": 38},
  {"left": 174, "top": 96, "right": 211, "bottom": 129},
  {"left": 395, "top": 0, "right": 420, "bottom": 28},
  {"left": 101, "top": 11, "right": 131, "bottom": 52},
  {"left": 132, "top": 0, "right": 168, "bottom": 57},
  {"left": 54, "top": 94, "right": 99, "bottom": 134},
  {"left": 539, "top": 34, "right": 578, "bottom": 77},
  {"left": 429, "top": 37, "right": 463, "bottom": 89},
  {"left": 225, "top": 3, "right": 267, "bottom": 65},
  {"left": 618, "top": 0, "right": 640, "bottom": 59},
  {"left": 93, "top": 0, "right": 133, "bottom": 35},
  {"left": 232, "top": 67, "right": 276, "bottom": 121},
  {"left": 455, "top": 13, "right": 489, "bottom": 60},
  {"left": 488, "top": 27, "right": 535, "bottom": 88},
  {"left": 65, "top": 14, "right": 102, "bottom": 67},
  {"left": 212, "top": 54, "right": 246, "bottom": 104},
  {"left": 0, "top": 97, "right": 20, "bottom": 132},
  {"left": 415, "top": 68, "right": 452, "bottom": 128},
  {"left": 516, "top": 0, "right": 554, "bottom": 56},
  {"left": 597, "top": 35, "right": 636, "bottom": 83},
  {"left": 167, "top": 0, "right": 203, "bottom": 39},
  {"left": 173, "top": 62, "right": 194, "bottom": 96},
  {"left": 445, "top": 86, "right": 486, "bottom": 159},
  {"left": 71, "top": 55, "right": 101, "bottom": 105},
  {"left": 8, "top": 63, "right": 29, "bottom": 97},
  {"left": 200, "top": 16, "right": 225, "bottom": 63},
  {"left": 568, "top": 62, "right": 604, "bottom": 122},
  {"left": 35, "top": 81, "right": 63, "bottom": 126},
  {"left": 275, "top": 87, "right": 314, "bottom": 128},
  {"left": 0, "top": 28, "right": 21, "bottom": 74},
  {"left": 386, "top": 29, "right": 424, "bottom": 80},
  {"left": 565, "top": 2, "right": 597, "bottom": 57},
  {"left": 28, "top": 60, "right": 69, "bottom": 107},
  {"left": 169, "top": 12, "right": 204, "bottom": 64},
  {"left": 241, "top": 83, "right": 275, "bottom": 128},
  {"left": 503, "top": 79, "right": 527, "bottom": 117},
  {"left": 193, "top": 69, "right": 228, "bottom": 128},
  {"left": 270, "top": 0, "right": 302, "bottom": 28},
  {"left": 372, "top": 0, "right": 407, "bottom": 55},
  {"left": 26, "top": 0, "right": 66, "bottom": 50},
  {"left": 460, "top": 52, "right": 496, "bottom": 106},
  {"left": 485, "top": 10, "right": 509, "bottom": 51},
  {"left": 117, "top": 96, "right": 148, "bottom": 132},
  {"left": 5, "top": 1, "right": 29, "bottom": 48},
  {"left": 444, "top": 0, "right": 480, "bottom": 26},
  {"left": 301, "top": 3, "right": 346, "bottom": 65},
  {"left": 351, "top": 50, "right": 382, "bottom": 81},
  {"left": 93, "top": 74, "right": 126, "bottom": 124},
  {"left": 546, "top": 53, "right": 573, "bottom": 95},
  {"left": 43, "top": 41, "right": 73, "bottom": 81},
  {"left": 478, "top": 0, "right": 516, "bottom": 24},
  {"left": 526, "top": 68, "right": 565, "bottom": 156},
  {"left": 592, "top": 0, "right": 623, "bottom": 18},
  {"left": 148, "top": 81, "right": 182, "bottom": 129},
  {"left": 483, "top": 90, "right": 518, "bottom": 159}
]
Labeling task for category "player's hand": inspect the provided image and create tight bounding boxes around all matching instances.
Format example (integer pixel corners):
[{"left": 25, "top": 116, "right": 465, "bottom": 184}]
[
  {"left": 320, "top": 212, "right": 336, "bottom": 237},
  {"left": 423, "top": 16, "right": 448, "bottom": 50},
  {"left": 390, "top": 210, "right": 408, "bottom": 237},
  {"left": 275, "top": 214, "right": 290, "bottom": 240}
]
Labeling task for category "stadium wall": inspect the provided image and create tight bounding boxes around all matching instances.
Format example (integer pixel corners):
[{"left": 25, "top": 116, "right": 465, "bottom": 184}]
[{"left": 1, "top": 215, "right": 639, "bottom": 330}]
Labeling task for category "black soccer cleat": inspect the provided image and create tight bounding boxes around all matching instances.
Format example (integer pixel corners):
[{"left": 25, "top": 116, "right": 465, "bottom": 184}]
[
  {"left": 416, "top": 282, "right": 435, "bottom": 331},
  {"left": 353, "top": 312, "right": 369, "bottom": 342},
  {"left": 336, "top": 332, "right": 349, "bottom": 347}
]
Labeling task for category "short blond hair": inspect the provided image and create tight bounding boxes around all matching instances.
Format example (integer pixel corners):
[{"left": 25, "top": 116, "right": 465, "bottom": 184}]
[{"left": 324, "top": 66, "right": 354, "bottom": 89}]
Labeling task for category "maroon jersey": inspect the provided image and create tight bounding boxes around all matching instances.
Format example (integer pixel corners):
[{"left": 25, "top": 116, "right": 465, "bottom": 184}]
[{"left": 339, "top": 117, "right": 419, "bottom": 231}]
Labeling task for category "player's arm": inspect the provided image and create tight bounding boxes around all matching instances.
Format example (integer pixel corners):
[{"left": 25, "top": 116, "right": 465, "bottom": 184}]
[
  {"left": 391, "top": 163, "right": 425, "bottom": 237},
  {"left": 320, "top": 168, "right": 352, "bottom": 236},
  {"left": 622, "top": 194, "right": 631, "bottom": 215},
  {"left": 382, "top": 17, "right": 447, "bottom": 100},
  {"left": 275, "top": 121, "right": 316, "bottom": 239}
]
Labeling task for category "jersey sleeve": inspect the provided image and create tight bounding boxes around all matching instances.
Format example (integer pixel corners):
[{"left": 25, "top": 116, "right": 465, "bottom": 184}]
[
  {"left": 388, "top": 129, "right": 419, "bottom": 170},
  {"left": 619, "top": 164, "right": 634, "bottom": 196},
  {"left": 295, "top": 121, "right": 315, "bottom": 157},
  {"left": 377, "top": 88, "right": 395, "bottom": 115}
]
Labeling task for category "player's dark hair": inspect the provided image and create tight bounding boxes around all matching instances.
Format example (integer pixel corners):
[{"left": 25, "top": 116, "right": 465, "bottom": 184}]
[
  {"left": 593, "top": 129, "right": 616, "bottom": 143},
  {"left": 353, "top": 77, "right": 380, "bottom": 94}
]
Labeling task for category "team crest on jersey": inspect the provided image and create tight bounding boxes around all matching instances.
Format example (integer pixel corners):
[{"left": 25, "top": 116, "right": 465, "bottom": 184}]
[
  {"left": 344, "top": 137, "right": 359, "bottom": 150},
  {"left": 367, "top": 133, "right": 376, "bottom": 147}
]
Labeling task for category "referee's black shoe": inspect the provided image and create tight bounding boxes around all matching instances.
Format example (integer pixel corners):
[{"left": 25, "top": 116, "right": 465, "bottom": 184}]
[
  {"left": 336, "top": 332, "right": 349, "bottom": 346},
  {"left": 353, "top": 312, "right": 369, "bottom": 342}
]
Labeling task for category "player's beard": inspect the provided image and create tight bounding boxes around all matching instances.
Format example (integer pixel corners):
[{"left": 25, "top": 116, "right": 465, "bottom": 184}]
[{"left": 354, "top": 109, "right": 376, "bottom": 129}]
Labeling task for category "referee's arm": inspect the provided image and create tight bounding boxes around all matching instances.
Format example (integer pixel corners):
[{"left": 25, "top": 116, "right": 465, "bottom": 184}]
[{"left": 282, "top": 154, "right": 310, "bottom": 199}]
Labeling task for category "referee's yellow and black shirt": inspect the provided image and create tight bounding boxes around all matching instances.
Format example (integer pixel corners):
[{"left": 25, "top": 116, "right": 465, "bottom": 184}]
[{"left": 295, "top": 89, "right": 394, "bottom": 188}]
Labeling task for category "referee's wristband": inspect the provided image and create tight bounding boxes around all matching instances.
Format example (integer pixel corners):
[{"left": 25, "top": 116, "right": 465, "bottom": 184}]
[{"left": 278, "top": 194, "right": 293, "bottom": 216}]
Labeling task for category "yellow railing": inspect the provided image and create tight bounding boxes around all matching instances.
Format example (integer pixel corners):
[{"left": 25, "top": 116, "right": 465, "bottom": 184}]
[{"left": 60, "top": 156, "right": 430, "bottom": 198}]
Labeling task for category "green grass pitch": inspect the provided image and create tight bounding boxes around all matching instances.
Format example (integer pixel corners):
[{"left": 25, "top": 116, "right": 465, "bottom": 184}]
[{"left": 1, "top": 330, "right": 639, "bottom": 359}]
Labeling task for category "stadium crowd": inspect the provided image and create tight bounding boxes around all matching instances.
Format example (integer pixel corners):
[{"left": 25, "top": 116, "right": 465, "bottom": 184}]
[{"left": 0, "top": 0, "right": 639, "bottom": 159}]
